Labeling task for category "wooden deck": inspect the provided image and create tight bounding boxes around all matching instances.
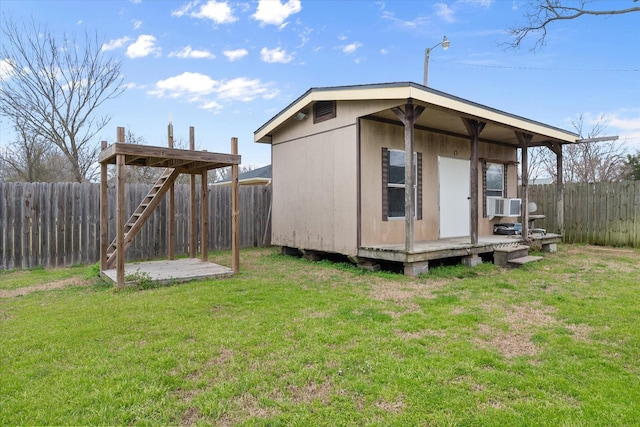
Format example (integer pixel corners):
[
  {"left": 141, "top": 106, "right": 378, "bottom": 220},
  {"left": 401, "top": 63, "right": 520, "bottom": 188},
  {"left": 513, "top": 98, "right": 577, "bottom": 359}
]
[
  {"left": 100, "top": 258, "right": 234, "bottom": 286},
  {"left": 358, "top": 233, "right": 561, "bottom": 264}
]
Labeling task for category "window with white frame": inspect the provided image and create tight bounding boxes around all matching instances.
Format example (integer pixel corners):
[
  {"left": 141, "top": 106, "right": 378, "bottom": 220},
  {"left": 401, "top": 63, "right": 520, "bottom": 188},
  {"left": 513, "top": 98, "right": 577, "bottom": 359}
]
[
  {"left": 382, "top": 148, "right": 422, "bottom": 220},
  {"left": 486, "top": 163, "right": 505, "bottom": 197}
]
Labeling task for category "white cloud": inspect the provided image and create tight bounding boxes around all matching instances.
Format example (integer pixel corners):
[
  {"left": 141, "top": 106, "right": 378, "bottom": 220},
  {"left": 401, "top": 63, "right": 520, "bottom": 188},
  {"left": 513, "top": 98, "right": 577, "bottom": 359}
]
[
  {"left": 381, "top": 11, "right": 430, "bottom": 29},
  {"left": 434, "top": 3, "right": 455, "bottom": 23},
  {"left": 223, "top": 49, "right": 249, "bottom": 61},
  {"left": 173, "top": 0, "right": 237, "bottom": 24},
  {"left": 101, "top": 36, "right": 131, "bottom": 52},
  {"left": 342, "top": 42, "right": 362, "bottom": 54},
  {"left": 149, "top": 72, "right": 218, "bottom": 99},
  {"left": 252, "top": 0, "right": 301, "bottom": 27},
  {"left": 169, "top": 45, "right": 215, "bottom": 59},
  {"left": 0, "top": 58, "right": 15, "bottom": 81},
  {"left": 461, "top": 0, "right": 493, "bottom": 6},
  {"left": 216, "top": 77, "right": 276, "bottom": 101},
  {"left": 148, "top": 72, "right": 279, "bottom": 109},
  {"left": 603, "top": 111, "right": 640, "bottom": 149},
  {"left": 126, "top": 34, "right": 160, "bottom": 58},
  {"left": 260, "top": 47, "right": 293, "bottom": 63},
  {"left": 380, "top": 48, "right": 389, "bottom": 55}
]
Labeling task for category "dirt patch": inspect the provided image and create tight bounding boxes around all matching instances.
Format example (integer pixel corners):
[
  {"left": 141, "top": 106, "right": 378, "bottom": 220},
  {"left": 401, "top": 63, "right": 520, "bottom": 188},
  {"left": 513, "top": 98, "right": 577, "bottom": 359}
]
[
  {"left": 0, "top": 277, "right": 92, "bottom": 298},
  {"left": 286, "top": 380, "right": 333, "bottom": 405},
  {"left": 180, "top": 406, "right": 203, "bottom": 427},
  {"left": 475, "top": 302, "right": 557, "bottom": 359},
  {"left": 374, "top": 395, "right": 405, "bottom": 414},
  {"left": 395, "top": 329, "right": 447, "bottom": 340},
  {"left": 367, "top": 279, "right": 445, "bottom": 309},
  {"left": 565, "top": 323, "right": 594, "bottom": 342},
  {"left": 216, "top": 392, "right": 280, "bottom": 427}
]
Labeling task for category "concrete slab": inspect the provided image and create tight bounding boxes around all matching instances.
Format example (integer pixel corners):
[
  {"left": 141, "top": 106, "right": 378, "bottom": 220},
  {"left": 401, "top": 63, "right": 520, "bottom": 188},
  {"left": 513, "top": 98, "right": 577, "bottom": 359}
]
[{"left": 101, "top": 258, "right": 234, "bottom": 286}]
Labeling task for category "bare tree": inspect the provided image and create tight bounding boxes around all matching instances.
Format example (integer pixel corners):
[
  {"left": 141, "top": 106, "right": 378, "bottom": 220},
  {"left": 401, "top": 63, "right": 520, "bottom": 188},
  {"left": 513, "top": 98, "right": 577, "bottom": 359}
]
[
  {"left": 0, "top": 117, "right": 77, "bottom": 182},
  {"left": 534, "top": 114, "right": 628, "bottom": 183},
  {"left": 0, "top": 18, "right": 125, "bottom": 182},
  {"left": 106, "top": 129, "right": 163, "bottom": 184},
  {"left": 507, "top": 0, "right": 640, "bottom": 49}
]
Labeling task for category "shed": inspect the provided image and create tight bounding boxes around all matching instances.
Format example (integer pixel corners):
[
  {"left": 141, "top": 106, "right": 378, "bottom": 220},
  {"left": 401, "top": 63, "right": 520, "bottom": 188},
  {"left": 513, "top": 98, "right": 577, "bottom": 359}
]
[{"left": 254, "top": 82, "right": 578, "bottom": 275}]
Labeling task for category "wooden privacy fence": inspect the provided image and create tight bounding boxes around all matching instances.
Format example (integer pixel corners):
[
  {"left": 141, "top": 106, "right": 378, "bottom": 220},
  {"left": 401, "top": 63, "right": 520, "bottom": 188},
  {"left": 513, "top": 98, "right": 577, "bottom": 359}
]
[
  {"left": 0, "top": 182, "right": 271, "bottom": 270},
  {"left": 527, "top": 181, "right": 640, "bottom": 247}
]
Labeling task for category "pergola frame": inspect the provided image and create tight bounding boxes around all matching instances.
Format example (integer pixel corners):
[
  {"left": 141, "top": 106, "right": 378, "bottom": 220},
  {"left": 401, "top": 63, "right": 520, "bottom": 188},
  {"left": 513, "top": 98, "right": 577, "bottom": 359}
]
[{"left": 98, "top": 125, "right": 241, "bottom": 287}]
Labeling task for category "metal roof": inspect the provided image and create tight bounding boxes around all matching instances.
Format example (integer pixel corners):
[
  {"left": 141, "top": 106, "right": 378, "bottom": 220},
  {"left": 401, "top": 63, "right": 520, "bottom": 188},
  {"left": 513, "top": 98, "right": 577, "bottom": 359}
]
[{"left": 254, "top": 82, "right": 579, "bottom": 147}]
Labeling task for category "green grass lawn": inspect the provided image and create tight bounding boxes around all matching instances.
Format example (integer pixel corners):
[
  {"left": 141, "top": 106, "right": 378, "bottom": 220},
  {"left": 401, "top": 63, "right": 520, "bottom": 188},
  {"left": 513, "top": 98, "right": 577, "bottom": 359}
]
[{"left": 1, "top": 245, "right": 639, "bottom": 426}]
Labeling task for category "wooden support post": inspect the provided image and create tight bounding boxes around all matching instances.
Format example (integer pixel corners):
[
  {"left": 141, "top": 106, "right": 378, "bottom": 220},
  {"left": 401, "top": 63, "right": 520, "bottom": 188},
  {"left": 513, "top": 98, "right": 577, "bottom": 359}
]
[
  {"left": 168, "top": 121, "right": 175, "bottom": 260},
  {"left": 99, "top": 140, "right": 108, "bottom": 271},
  {"left": 554, "top": 142, "right": 564, "bottom": 235},
  {"left": 515, "top": 132, "right": 533, "bottom": 238},
  {"left": 201, "top": 169, "right": 208, "bottom": 262},
  {"left": 116, "top": 127, "right": 125, "bottom": 288},
  {"left": 462, "top": 118, "right": 486, "bottom": 245},
  {"left": 231, "top": 137, "right": 240, "bottom": 273},
  {"left": 189, "top": 126, "right": 197, "bottom": 258},
  {"left": 391, "top": 101, "right": 425, "bottom": 253}
]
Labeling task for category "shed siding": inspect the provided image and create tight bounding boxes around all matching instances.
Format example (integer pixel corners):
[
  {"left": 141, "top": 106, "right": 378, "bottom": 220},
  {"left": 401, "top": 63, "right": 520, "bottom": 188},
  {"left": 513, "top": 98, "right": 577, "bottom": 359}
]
[
  {"left": 360, "top": 119, "right": 516, "bottom": 246},
  {"left": 271, "top": 125, "right": 358, "bottom": 255}
]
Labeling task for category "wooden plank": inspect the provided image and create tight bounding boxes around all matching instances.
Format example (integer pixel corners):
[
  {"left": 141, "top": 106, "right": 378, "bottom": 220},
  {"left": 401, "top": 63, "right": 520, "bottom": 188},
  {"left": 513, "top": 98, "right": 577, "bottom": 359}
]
[
  {"left": 231, "top": 137, "right": 240, "bottom": 273},
  {"left": 98, "top": 142, "right": 240, "bottom": 166},
  {"left": 100, "top": 141, "right": 109, "bottom": 270},
  {"left": 30, "top": 183, "right": 40, "bottom": 267},
  {"left": 13, "top": 183, "right": 23, "bottom": 269},
  {"left": 189, "top": 127, "right": 197, "bottom": 258},
  {"left": 201, "top": 169, "right": 208, "bottom": 261},
  {"left": 116, "top": 153, "right": 125, "bottom": 287},
  {"left": 0, "top": 183, "right": 7, "bottom": 269}
]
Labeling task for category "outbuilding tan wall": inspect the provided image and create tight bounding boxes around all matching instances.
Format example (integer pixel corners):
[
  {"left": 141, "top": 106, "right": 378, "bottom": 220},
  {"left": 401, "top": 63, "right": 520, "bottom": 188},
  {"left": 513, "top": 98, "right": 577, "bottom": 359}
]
[
  {"left": 271, "top": 121, "right": 359, "bottom": 256},
  {"left": 360, "top": 119, "right": 517, "bottom": 246}
]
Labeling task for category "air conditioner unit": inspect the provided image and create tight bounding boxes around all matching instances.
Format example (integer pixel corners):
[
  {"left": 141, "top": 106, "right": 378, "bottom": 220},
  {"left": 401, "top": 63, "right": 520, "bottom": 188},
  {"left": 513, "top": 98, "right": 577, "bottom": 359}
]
[{"left": 487, "top": 197, "right": 521, "bottom": 217}]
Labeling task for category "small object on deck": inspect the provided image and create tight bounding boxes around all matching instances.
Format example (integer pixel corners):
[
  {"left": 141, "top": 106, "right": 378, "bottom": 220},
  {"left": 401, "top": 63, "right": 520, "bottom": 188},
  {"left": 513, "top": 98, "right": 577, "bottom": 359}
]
[{"left": 493, "top": 223, "right": 521, "bottom": 235}]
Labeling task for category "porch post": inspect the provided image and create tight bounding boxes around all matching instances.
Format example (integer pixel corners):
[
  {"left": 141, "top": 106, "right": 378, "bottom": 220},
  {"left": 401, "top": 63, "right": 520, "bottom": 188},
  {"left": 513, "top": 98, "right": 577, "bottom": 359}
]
[
  {"left": 392, "top": 101, "right": 425, "bottom": 253},
  {"left": 462, "top": 118, "right": 486, "bottom": 245},
  {"left": 515, "top": 132, "right": 533, "bottom": 238},
  {"left": 115, "top": 127, "right": 125, "bottom": 288},
  {"left": 554, "top": 142, "right": 564, "bottom": 234}
]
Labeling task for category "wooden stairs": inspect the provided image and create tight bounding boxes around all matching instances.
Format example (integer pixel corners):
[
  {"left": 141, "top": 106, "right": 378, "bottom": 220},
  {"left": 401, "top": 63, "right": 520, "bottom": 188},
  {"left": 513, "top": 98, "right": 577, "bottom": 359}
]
[
  {"left": 105, "top": 168, "right": 180, "bottom": 269},
  {"left": 493, "top": 245, "right": 543, "bottom": 268}
]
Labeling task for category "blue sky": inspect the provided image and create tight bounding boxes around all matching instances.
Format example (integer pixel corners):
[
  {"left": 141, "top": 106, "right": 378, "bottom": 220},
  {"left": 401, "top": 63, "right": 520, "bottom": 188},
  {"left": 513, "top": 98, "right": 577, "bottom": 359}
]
[{"left": 1, "top": 0, "right": 639, "bottom": 168}]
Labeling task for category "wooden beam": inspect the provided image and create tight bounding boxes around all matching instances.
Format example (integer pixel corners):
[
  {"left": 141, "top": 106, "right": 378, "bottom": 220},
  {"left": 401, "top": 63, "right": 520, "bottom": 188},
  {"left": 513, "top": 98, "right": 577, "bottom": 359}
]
[
  {"left": 515, "top": 132, "right": 533, "bottom": 238},
  {"left": 553, "top": 142, "right": 564, "bottom": 235},
  {"left": 462, "top": 118, "right": 486, "bottom": 245},
  {"left": 231, "top": 137, "right": 240, "bottom": 273},
  {"left": 189, "top": 127, "right": 197, "bottom": 259},
  {"left": 98, "top": 143, "right": 240, "bottom": 167},
  {"left": 392, "top": 101, "right": 425, "bottom": 253},
  {"left": 115, "top": 129, "right": 126, "bottom": 288},
  {"left": 201, "top": 169, "right": 208, "bottom": 262},
  {"left": 99, "top": 140, "right": 108, "bottom": 271},
  {"left": 168, "top": 121, "right": 175, "bottom": 260}
]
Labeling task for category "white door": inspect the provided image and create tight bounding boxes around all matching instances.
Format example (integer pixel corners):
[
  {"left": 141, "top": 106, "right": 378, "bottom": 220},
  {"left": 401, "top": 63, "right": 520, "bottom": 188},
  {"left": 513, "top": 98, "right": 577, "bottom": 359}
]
[{"left": 439, "top": 156, "right": 470, "bottom": 238}]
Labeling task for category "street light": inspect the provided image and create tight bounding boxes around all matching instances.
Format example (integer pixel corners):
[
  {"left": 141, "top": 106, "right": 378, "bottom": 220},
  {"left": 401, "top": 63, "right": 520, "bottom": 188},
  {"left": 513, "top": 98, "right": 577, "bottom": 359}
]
[{"left": 423, "top": 36, "right": 450, "bottom": 86}]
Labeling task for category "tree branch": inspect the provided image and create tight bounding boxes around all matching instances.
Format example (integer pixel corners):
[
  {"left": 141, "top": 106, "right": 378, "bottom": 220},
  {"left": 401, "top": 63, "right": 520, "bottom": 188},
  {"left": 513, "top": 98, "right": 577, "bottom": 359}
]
[{"left": 506, "top": 0, "right": 640, "bottom": 50}]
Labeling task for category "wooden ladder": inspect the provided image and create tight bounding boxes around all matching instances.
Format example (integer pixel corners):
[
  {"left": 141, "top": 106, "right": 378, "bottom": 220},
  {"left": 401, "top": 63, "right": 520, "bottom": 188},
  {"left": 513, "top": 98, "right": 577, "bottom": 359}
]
[{"left": 105, "top": 168, "right": 180, "bottom": 269}]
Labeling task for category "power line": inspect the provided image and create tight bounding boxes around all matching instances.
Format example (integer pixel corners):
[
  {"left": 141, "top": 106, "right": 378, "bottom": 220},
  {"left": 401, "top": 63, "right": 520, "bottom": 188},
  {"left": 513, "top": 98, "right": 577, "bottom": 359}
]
[{"left": 455, "top": 62, "right": 639, "bottom": 72}]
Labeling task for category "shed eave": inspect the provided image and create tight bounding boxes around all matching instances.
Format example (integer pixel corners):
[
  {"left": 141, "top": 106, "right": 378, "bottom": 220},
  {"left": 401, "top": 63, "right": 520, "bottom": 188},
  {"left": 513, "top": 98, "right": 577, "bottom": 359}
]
[{"left": 253, "top": 82, "right": 578, "bottom": 145}]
